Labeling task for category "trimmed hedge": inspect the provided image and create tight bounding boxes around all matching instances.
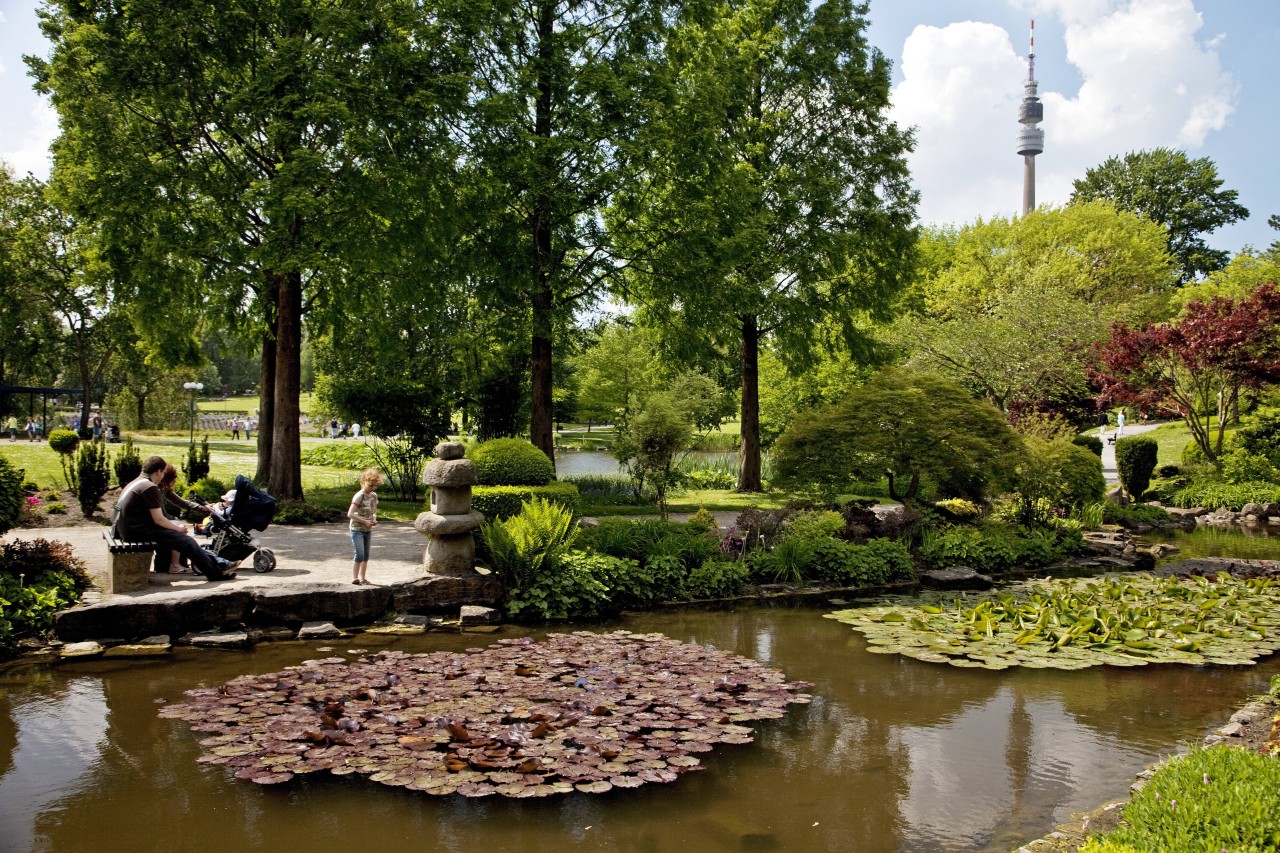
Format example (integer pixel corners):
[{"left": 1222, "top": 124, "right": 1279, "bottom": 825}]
[
  {"left": 1116, "top": 436, "right": 1159, "bottom": 500},
  {"left": 470, "top": 438, "right": 555, "bottom": 486},
  {"left": 471, "top": 481, "right": 579, "bottom": 520},
  {"left": 1072, "top": 434, "right": 1103, "bottom": 457},
  {"left": 47, "top": 429, "right": 79, "bottom": 455}
]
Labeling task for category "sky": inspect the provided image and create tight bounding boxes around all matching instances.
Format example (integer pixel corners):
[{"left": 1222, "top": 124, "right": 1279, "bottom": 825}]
[{"left": 1, "top": 0, "right": 1277, "bottom": 254}]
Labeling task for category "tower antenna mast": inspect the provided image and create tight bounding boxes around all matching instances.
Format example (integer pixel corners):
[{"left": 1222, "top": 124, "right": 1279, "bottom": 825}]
[{"left": 1017, "top": 19, "right": 1045, "bottom": 216}]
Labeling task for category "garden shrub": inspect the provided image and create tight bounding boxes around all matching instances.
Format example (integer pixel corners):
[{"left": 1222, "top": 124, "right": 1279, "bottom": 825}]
[
  {"left": 470, "top": 438, "right": 554, "bottom": 486},
  {"left": 1102, "top": 503, "right": 1172, "bottom": 528},
  {"left": 1181, "top": 439, "right": 1209, "bottom": 466},
  {"left": 1116, "top": 436, "right": 1159, "bottom": 500},
  {"left": 482, "top": 498, "right": 592, "bottom": 622},
  {"left": 574, "top": 517, "right": 717, "bottom": 571},
  {"left": 1080, "top": 746, "right": 1280, "bottom": 853},
  {"left": 750, "top": 536, "right": 815, "bottom": 583},
  {"left": 46, "top": 502, "right": 67, "bottom": 514},
  {"left": 182, "top": 436, "right": 211, "bottom": 484},
  {"left": 0, "top": 539, "right": 92, "bottom": 656},
  {"left": 47, "top": 429, "right": 79, "bottom": 455},
  {"left": 1155, "top": 464, "right": 1181, "bottom": 478},
  {"left": 685, "top": 506, "right": 719, "bottom": 533},
  {"left": 0, "top": 456, "right": 24, "bottom": 535},
  {"left": 560, "top": 475, "right": 646, "bottom": 507},
  {"left": 783, "top": 509, "right": 846, "bottom": 540},
  {"left": 683, "top": 559, "right": 751, "bottom": 600},
  {"left": 113, "top": 435, "right": 142, "bottom": 487},
  {"left": 933, "top": 498, "right": 983, "bottom": 522},
  {"left": 1071, "top": 434, "right": 1103, "bottom": 457},
  {"left": 471, "top": 482, "right": 579, "bottom": 521},
  {"left": 273, "top": 499, "right": 343, "bottom": 525},
  {"left": 1219, "top": 447, "right": 1280, "bottom": 484},
  {"left": 863, "top": 538, "right": 916, "bottom": 582},
  {"left": 183, "top": 477, "right": 228, "bottom": 504},
  {"left": 1142, "top": 475, "right": 1186, "bottom": 504},
  {"left": 1015, "top": 437, "right": 1106, "bottom": 525},
  {"left": 1166, "top": 480, "right": 1280, "bottom": 511},
  {"left": 919, "top": 524, "right": 1020, "bottom": 573},
  {"left": 301, "top": 442, "right": 378, "bottom": 470},
  {"left": 74, "top": 439, "right": 111, "bottom": 517}
]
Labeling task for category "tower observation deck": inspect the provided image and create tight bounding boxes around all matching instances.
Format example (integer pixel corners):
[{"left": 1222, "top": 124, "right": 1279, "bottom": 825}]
[{"left": 1018, "top": 20, "right": 1044, "bottom": 216}]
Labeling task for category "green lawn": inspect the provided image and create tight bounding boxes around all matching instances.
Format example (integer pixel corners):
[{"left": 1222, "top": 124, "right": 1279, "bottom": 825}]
[{"left": 197, "top": 392, "right": 314, "bottom": 415}]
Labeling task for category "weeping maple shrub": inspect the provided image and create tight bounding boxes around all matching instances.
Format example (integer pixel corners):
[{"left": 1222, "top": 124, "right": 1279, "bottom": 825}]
[{"left": 1092, "top": 282, "right": 1280, "bottom": 462}]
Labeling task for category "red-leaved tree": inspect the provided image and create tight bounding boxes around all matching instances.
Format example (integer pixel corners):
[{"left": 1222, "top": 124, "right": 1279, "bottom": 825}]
[{"left": 1091, "top": 283, "right": 1280, "bottom": 461}]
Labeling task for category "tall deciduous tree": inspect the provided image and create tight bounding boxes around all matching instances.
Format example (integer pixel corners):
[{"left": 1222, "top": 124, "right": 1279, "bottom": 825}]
[
  {"left": 612, "top": 0, "right": 917, "bottom": 491},
  {"left": 1092, "top": 284, "right": 1280, "bottom": 461},
  {"left": 0, "top": 167, "right": 63, "bottom": 393},
  {"left": 457, "top": 0, "right": 671, "bottom": 465},
  {"left": 1070, "top": 148, "right": 1249, "bottom": 283},
  {"left": 33, "top": 0, "right": 467, "bottom": 498}
]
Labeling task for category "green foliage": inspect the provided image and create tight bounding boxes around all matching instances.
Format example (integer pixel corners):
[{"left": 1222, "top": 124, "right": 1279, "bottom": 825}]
[
  {"left": 0, "top": 456, "right": 23, "bottom": 535},
  {"left": 273, "top": 500, "right": 343, "bottom": 525},
  {"left": 470, "top": 438, "right": 555, "bottom": 487},
  {"left": 516, "top": 550, "right": 615, "bottom": 622},
  {"left": 934, "top": 498, "right": 983, "bottom": 522},
  {"left": 368, "top": 435, "right": 423, "bottom": 502},
  {"left": 685, "top": 507, "right": 719, "bottom": 533},
  {"left": 613, "top": 392, "right": 694, "bottom": 519},
  {"left": 112, "top": 435, "right": 142, "bottom": 487},
  {"left": 45, "top": 501, "right": 67, "bottom": 514},
  {"left": 755, "top": 535, "right": 914, "bottom": 586},
  {"left": 73, "top": 439, "right": 111, "bottom": 517},
  {"left": 481, "top": 498, "right": 584, "bottom": 622},
  {"left": 471, "top": 482, "right": 580, "bottom": 522},
  {"left": 1142, "top": 475, "right": 1187, "bottom": 504},
  {"left": 672, "top": 454, "right": 737, "bottom": 491},
  {"left": 783, "top": 509, "right": 846, "bottom": 540},
  {"left": 773, "top": 368, "right": 1023, "bottom": 505},
  {"left": 47, "top": 429, "right": 78, "bottom": 455},
  {"left": 1072, "top": 434, "right": 1103, "bottom": 457},
  {"left": 1081, "top": 746, "right": 1280, "bottom": 852},
  {"left": 1218, "top": 447, "right": 1280, "bottom": 484},
  {"left": 1181, "top": 440, "right": 1209, "bottom": 466},
  {"left": 1116, "top": 436, "right": 1159, "bottom": 500},
  {"left": 1166, "top": 480, "right": 1280, "bottom": 511},
  {"left": 560, "top": 475, "right": 648, "bottom": 508},
  {"left": 1071, "top": 147, "right": 1249, "bottom": 282},
  {"left": 183, "top": 477, "right": 227, "bottom": 504},
  {"left": 300, "top": 442, "right": 379, "bottom": 470},
  {"left": 0, "top": 539, "right": 91, "bottom": 655},
  {"left": 182, "top": 436, "right": 211, "bottom": 484},
  {"left": 1102, "top": 503, "right": 1172, "bottom": 528},
  {"left": 1014, "top": 436, "right": 1106, "bottom": 525},
  {"left": 683, "top": 560, "right": 751, "bottom": 600},
  {"left": 575, "top": 517, "right": 717, "bottom": 571},
  {"left": 919, "top": 523, "right": 1074, "bottom": 573}
]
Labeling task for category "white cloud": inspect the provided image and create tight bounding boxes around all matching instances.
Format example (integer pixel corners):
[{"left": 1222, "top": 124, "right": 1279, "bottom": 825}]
[
  {"left": 890, "top": 0, "right": 1238, "bottom": 228},
  {"left": 0, "top": 98, "right": 57, "bottom": 179}
]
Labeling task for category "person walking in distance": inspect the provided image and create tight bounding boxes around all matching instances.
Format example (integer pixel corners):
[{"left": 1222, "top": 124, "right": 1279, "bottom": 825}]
[
  {"left": 1116, "top": 410, "right": 1126, "bottom": 438},
  {"left": 348, "top": 468, "right": 383, "bottom": 585}
]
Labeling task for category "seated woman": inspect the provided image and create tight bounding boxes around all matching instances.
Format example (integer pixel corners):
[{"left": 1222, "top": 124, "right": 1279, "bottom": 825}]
[{"left": 158, "top": 464, "right": 211, "bottom": 574}]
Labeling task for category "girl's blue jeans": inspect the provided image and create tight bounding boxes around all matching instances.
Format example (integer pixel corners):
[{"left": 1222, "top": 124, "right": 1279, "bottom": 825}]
[{"left": 350, "top": 530, "right": 371, "bottom": 563}]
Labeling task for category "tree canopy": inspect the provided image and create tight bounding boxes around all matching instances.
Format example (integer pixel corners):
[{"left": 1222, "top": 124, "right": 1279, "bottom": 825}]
[{"left": 1070, "top": 148, "right": 1248, "bottom": 283}]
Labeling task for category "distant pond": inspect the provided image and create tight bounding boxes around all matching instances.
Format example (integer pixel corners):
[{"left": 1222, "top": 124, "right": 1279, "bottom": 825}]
[
  {"left": 1140, "top": 522, "right": 1280, "bottom": 562},
  {"left": 554, "top": 449, "right": 736, "bottom": 478}
]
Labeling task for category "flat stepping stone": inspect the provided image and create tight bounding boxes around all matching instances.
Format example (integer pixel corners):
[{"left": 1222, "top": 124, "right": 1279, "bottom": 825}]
[
  {"left": 184, "top": 631, "right": 251, "bottom": 648},
  {"left": 59, "top": 641, "right": 104, "bottom": 659},
  {"left": 297, "top": 621, "right": 344, "bottom": 639}
]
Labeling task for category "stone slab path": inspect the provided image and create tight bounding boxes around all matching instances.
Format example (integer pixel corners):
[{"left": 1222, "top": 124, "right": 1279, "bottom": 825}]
[{"left": 7, "top": 520, "right": 429, "bottom": 600}]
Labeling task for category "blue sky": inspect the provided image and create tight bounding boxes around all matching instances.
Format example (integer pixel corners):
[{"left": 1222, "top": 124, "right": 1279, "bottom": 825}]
[{"left": 2, "top": 0, "right": 1277, "bottom": 253}]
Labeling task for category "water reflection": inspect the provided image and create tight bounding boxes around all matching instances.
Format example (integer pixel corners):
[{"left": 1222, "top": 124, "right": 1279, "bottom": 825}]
[{"left": 1, "top": 606, "right": 1276, "bottom": 853}]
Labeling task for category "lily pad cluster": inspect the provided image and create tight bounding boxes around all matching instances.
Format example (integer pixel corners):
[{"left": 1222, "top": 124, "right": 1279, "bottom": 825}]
[
  {"left": 160, "top": 630, "right": 812, "bottom": 797},
  {"left": 828, "top": 573, "right": 1280, "bottom": 670}
]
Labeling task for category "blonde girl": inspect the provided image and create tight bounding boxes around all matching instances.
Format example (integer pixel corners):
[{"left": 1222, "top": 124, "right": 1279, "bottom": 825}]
[{"left": 348, "top": 468, "right": 383, "bottom": 584}]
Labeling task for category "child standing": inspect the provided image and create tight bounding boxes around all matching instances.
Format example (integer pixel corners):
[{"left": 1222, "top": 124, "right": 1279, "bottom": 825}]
[{"left": 348, "top": 468, "right": 383, "bottom": 585}]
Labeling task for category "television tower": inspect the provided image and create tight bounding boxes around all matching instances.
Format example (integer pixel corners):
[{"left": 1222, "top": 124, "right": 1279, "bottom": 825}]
[{"left": 1017, "top": 19, "right": 1044, "bottom": 216}]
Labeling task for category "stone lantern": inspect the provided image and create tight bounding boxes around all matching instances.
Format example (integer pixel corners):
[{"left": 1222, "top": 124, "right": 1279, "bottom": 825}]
[{"left": 414, "top": 441, "right": 485, "bottom": 576}]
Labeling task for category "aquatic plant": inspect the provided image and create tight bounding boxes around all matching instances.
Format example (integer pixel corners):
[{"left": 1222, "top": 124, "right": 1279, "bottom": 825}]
[
  {"left": 160, "top": 631, "right": 812, "bottom": 797},
  {"left": 827, "top": 573, "right": 1280, "bottom": 670}
]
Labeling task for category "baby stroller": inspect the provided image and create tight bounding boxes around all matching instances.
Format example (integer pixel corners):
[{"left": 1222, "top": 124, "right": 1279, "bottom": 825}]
[{"left": 200, "top": 475, "right": 278, "bottom": 573}]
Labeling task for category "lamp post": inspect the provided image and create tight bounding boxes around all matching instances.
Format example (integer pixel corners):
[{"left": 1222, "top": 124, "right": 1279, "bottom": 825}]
[{"left": 183, "top": 382, "right": 204, "bottom": 445}]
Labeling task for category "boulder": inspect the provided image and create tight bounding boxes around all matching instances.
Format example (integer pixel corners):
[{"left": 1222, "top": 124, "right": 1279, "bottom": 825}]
[
  {"left": 392, "top": 574, "right": 504, "bottom": 613},
  {"left": 1241, "top": 502, "right": 1266, "bottom": 519},
  {"left": 297, "top": 621, "right": 344, "bottom": 639},
  {"left": 182, "top": 631, "right": 251, "bottom": 649},
  {"left": 920, "top": 567, "right": 994, "bottom": 590},
  {"left": 59, "top": 641, "right": 105, "bottom": 659},
  {"left": 434, "top": 441, "right": 465, "bottom": 460},
  {"left": 250, "top": 585, "right": 392, "bottom": 627},
  {"left": 53, "top": 589, "right": 255, "bottom": 643},
  {"left": 1105, "top": 486, "right": 1129, "bottom": 506},
  {"left": 460, "top": 605, "right": 499, "bottom": 626}
]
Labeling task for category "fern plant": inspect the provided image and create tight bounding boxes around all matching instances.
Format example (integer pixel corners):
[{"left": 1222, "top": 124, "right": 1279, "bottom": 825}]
[{"left": 481, "top": 497, "right": 579, "bottom": 592}]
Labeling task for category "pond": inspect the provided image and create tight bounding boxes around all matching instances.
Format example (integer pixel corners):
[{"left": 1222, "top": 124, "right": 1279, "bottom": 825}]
[
  {"left": 4, "top": 601, "right": 1277, "bottom": 853},
  {"left": 1141, "top": 522, "right": 1280, "bottom": 561},
  {"left": 554, "top": 450, "right": 736, "bottom": 478}
]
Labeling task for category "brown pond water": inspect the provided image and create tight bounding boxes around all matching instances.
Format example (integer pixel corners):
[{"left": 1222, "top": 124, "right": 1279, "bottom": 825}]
[{"left": 3, "top": 601, "right": 1278, "bottom": 853}]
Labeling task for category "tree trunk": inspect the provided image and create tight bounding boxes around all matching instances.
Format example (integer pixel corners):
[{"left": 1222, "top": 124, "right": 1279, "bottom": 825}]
[
  {"left": 253, "top": 326, "right": 276, "bottom": 484},
  {"left": 737, "top": 313, "right": 762, "bottom": 492},
  {"left": 266, "top": 270, "right": 303, "bottom": 499},
  {"left": 136, "top": 395, "right": 145, "bottom": 429},
  {"left": 530, "top": 284, "right": 555, "bottom": 467}
]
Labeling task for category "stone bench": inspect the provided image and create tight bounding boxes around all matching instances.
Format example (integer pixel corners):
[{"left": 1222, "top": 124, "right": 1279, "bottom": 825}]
[{"left": 103, "top": 531, "right": 157, "bottom": 594}]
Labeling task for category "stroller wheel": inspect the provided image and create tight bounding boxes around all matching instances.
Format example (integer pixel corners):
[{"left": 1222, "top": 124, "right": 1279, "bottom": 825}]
[{"left": 254, "top": 549, "right": 276, "bottom": 573}]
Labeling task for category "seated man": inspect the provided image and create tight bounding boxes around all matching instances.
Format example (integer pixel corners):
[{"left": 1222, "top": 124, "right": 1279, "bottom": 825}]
[{"left": 114, "top": 456, "right": 235, "bottom": 579}]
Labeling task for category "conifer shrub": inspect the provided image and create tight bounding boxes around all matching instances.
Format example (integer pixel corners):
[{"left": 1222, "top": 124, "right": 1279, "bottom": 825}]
[
  {"left": 0, "top": 456, "right": 23, "bottom": 535},
  {"left": 1116, "top": 436, "right": 1159, "bottom": 500},
  {"left": 74, "top": 439, "right": 111, "bottom": 517},
  {"left": 113, "top": 435, "right": 142, "bottom": 487},
  {"left": 47, "top": 429, "right": 79, "bottom": 455}
]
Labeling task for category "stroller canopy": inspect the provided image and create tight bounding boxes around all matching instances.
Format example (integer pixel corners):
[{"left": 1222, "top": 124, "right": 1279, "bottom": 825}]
[{"left": 230, "top": 475, "right": 277, "bottom": 532}]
